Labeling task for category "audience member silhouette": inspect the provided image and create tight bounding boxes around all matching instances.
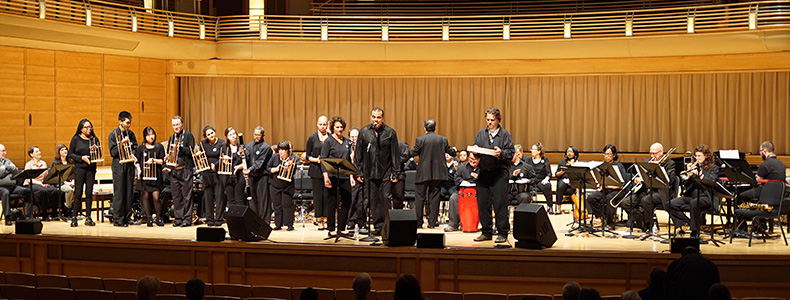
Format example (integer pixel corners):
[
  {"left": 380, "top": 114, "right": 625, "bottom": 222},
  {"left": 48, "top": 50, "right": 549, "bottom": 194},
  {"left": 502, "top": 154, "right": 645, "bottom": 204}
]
[
  {"left": 666, "top": 246, "right": 720, "bottom": 300},
  {"left": 353, "top": 273, "right": 372, "bottom": 300},
  {"left": 300, "top": 287, "right": 319, "bottom": 300},
  {"left": 579, "top": 288, "right": 602, "bottom": 300},
  {"left": 393, "top": 274, "right": 425, "bottom": 300},
  {"left": 136, "top": 276, "right": 160, "bottom": 300},
  {"left": 563, "top": 281, "right": 582, "bottom": 300},
  {"left": 708, "top": 283, "right": 732, "bottom": 300},
  {"left": 620, "top": 290, "right": 642, "bottom": 300},
  {"left": 185, "top": 278, "right": 205, "bottom": 300},
  {"left": 638, "top": 268, "right": 667, "bottom": 300}
]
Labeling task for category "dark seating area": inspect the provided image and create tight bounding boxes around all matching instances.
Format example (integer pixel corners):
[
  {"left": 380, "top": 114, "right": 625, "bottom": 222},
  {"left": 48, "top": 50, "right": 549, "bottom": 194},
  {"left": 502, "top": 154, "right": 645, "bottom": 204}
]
[{"left": 311, "top": 0, "right": 717, "bottom": 16}]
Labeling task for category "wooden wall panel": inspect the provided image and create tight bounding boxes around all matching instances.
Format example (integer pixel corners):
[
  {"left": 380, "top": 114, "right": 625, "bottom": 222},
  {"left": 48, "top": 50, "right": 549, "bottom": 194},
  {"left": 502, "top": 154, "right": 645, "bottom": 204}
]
[{"left": 0, "top": 46, "right": 27, "bottom": 163}]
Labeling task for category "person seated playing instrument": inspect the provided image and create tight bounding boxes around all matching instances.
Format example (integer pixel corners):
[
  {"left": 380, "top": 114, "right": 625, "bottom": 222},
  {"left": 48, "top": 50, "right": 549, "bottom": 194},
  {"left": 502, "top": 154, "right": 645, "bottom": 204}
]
[
  {"left": 445, "top": 152, "right": 480, "bottom": 232},
  {"left": 586, "top": 144, "right": 628, "bottom": 229},
  {"left": 669, "top": 145, "right": 719, "bottom": 238},
  {"left": 526, "top": 143, "right": 553, "bottom": 213},
  {"left": 620, "top": 142, "right": 676, "bottom": 232},
  {"left": 554, "top": 146, "right": 579, "bottom": 214},
  {"left": 24, "top": 146, "right": 59, "bottom": 221},
  {"left": 509, "top": 144, "right": 536, "bottom": 206}
]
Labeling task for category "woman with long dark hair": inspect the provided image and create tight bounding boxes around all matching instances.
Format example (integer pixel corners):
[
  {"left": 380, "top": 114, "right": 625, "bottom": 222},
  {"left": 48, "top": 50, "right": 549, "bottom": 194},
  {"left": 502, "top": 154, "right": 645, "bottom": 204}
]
[
  {"left": 52, "top": 144, "right": 75, "bottom": 220},
  {"left": 134, "top": 127, "right": 165, "bottom": 227},
  {"left": 67, "top": 119, "right": 99, "bottom": 227},
  {"left": 219, "top": 127, "right": 245, "bottom": 209}
]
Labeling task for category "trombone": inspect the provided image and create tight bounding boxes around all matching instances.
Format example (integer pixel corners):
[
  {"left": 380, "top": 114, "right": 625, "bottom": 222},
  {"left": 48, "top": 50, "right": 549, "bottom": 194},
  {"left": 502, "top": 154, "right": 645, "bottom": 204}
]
[
  {"left": 165, "top": 135, "right": 180, "bottom": 167},
  {"left": 191, "top": 143, "right": 210, "bottom": 173},
  {"left": 116, "top": 129, "right": 136, "bottom": 164},
  {"left": 277, "top": 157, "right": 296, "bottom": 182},
  {"left": 610, "top": 147, "right": 676, "bottom": 207},
  {"left": 89, "top": 136, "right": 104, "bottom": 163}
]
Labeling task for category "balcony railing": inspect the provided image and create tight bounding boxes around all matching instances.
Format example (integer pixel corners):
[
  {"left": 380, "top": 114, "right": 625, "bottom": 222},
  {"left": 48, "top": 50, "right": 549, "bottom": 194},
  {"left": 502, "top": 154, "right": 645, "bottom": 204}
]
[{"left": 0, "top": 0, "right": 787, "bottom": 42}]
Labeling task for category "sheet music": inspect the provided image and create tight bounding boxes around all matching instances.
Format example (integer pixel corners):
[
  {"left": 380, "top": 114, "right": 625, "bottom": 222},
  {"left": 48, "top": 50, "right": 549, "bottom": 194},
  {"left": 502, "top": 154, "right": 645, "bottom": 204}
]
[{"left": 719, "top": 150, "right": 740, "bottom": 160}]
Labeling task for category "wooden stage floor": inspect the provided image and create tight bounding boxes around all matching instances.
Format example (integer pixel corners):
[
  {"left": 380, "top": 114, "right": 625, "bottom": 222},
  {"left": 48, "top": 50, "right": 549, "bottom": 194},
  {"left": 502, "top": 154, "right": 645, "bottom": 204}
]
[{"left": 2, "top": 209, "right": 786, "bottom": 255}]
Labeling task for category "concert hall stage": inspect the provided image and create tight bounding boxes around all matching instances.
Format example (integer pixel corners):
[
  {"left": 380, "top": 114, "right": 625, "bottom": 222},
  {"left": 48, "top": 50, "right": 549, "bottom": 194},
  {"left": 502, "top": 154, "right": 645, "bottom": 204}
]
[{"left": 1, "top": 212, "right": 788, "bottom": 298}]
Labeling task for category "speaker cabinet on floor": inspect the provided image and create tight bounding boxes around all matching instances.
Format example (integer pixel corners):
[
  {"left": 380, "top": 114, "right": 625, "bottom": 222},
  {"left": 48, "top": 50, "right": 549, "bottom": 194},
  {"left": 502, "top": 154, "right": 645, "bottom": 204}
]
[
  {"left": 513, "top": 203, "right": 557, "bottom": 249},
  {"left": 226, "top": 205, "right": 271, "bottom": 241},
  {"left": 15, "top": 219, "right": 42, "bottom": 235},
  {"left": 671, "top": 237, "right": 700, "bottom": 253},
  {"left": 197, "top": 227, "right": 226, "bottom": 242},
  {"left": 417, "top": 233, "right": 444, "bottom": 249},
  {"left": 383, "top": 209, "right": 418, "bottom": 246}
]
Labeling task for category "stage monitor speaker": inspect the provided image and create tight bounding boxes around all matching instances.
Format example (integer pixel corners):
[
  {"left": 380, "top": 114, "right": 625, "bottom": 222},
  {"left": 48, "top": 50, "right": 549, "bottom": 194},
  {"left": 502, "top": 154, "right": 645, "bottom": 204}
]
[
  {"left": 197, "top": 227, "right": 226, "bottom": 242},
  {"left": 15, "top": 219, "right": 42, "bottom": 235},
  {"left": 513, "top": 203, "right": 557, "bottom": 249},
  {"left": 417, "top": 233, "right": 444, "bottom": 249},
  {"left": 382, "top": 209, "right": 417, "bottom": 246},
  {"left": 226, "top": 205, "right": 271, "bottom": 241},
  {"left": 671, "top": 237, "right": 700, "bottom": 254}
]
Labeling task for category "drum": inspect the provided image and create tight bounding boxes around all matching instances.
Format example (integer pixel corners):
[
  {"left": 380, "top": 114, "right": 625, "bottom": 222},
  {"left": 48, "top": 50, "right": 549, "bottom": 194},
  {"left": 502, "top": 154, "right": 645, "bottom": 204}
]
[{"left": 458, "top": 186, "right": 479, "bottom": 233}]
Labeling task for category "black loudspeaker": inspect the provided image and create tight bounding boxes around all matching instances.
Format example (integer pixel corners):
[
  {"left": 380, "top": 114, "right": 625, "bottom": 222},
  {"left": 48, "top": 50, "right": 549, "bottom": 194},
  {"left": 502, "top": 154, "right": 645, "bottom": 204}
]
[
  {"left": 15, "top": 219, "right": 42, "bottom": 235},
  {"left": 416, "top": 233, "right": 444, "bottom": 249},
  {"left": 226, "top": 205, "right": 271, "bottom": 241},
  {"left": 382, "top": 209, "right": 418, "bottom": 246},
  {"left": 197, "top": 227, "right": 226, "bottom": 242},
  {"left": 671, "top": 237, "right": 700, "bottom": 254},
  {"left": 513, "top": 203, "right": 557, "bottom": 249}
]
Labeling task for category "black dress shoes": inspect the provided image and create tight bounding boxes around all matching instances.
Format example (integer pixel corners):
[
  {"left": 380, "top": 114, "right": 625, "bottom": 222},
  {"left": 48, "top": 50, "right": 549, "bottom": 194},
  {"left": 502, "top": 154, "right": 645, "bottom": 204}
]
[
  {"left": 70, "top": 218, "right": 78, "bottom": 227},
  {"left": 85, "top": 218, "right": 96, "bottom": 226}
]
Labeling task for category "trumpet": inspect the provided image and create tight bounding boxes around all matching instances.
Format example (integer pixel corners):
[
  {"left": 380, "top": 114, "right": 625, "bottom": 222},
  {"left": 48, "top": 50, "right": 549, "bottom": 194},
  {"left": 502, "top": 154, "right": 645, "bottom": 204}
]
[
  {"left": 191, "top": 143, "right": 210, "bottom": 173},
  {"left": 680, "top": 161, "right": 700, "bottom": 180},
  {"left": 117, "top": 130, "right": 135, "bottom": 164},
  {"left": 217, "top": 146, "right": 233, "bottom": 175},
  {"left": 165, "top": 135, "right": 180, "bottom": 167},
  {"left": 89, "top": 137, "right": 104, "bottom": 163},
  {"left": 142, "top": 154, "right": 158, "bottom": 181},
  {"left": 277, "top": 156, "right": 296, "bottom": 182}
]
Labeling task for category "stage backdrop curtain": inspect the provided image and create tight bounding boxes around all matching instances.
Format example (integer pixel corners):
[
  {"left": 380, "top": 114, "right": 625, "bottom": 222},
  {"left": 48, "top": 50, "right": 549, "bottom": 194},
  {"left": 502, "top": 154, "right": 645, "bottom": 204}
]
[{"left": 181, "top": 72, "right": 789, "bottom": 155}]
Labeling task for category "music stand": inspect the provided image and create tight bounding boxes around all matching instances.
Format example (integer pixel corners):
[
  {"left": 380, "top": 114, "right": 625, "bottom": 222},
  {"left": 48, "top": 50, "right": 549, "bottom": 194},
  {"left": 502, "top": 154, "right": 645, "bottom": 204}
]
[
  {"left": 694, "top": 178, "right": 733, "bottom": 247},
  {"left": 632, "top": 162, "right": 671, "bottom": 243},
  {"left": 719, "top": 158, "right": 752, "bottom": 236},
  {"left": 593, "top": 161, "right": 624, "bottom": 237},
  {"left": 44, "top": 164, "right": 75, "bottom": 220},
  {"left": 13, "top": 168, "right": 47, "bottom": 219},
  {"left": 320, "top": 158, "right": 359, "bottom": 243},
  {"left": 565, "top": 165, "right": 601, "bottom": 236}
]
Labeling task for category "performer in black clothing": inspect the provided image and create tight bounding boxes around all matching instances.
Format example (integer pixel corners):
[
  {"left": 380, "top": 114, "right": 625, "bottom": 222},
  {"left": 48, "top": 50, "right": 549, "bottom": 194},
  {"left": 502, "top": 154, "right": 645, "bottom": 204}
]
[
  {"left": 347, "top": 127, "right": 368, "bottom": 232},
  {"left": 355, "top": 107, "right": 402, "bottom": 235},
  {"left": 508, "top": 144, "right": 536, "bottom": 205},
  {"left": 447, "top": 152, "right": 480, "bottom": 232},
  {"left": 669, "top": 145, "right": 720, "bottom": 237},
  {"left": 525, "top": 143, "right": 553, "bottom": 213},
  {"left": 268, "top": 141, "right": 299, "bottom": 231},
  {"left": 200, "top": 126, "right": 225, "bottom": 226},
  {"left": 472, "top": 107, "right": 515, "bottom": 243},
  {"left": 554, "top": 146, "right": 579, "bottom": 212},
  {"left": 1, "top": 144, "right": 24, "bottom": 226},
  {"left": 218, "top": 127, "right": 246, "bottom": 208},
  {"left": 737, "top": 140, "right": 786, "bottom": 204},
  {"left": 108, "top": 111, "right": 138, "bottom": 226},
  {"left": 52, "top": 144, "right": 75, "bottom": 221},
  {"left": 390, "top": 140, "right": 410, "bottom": 210},
  {"left": 306, "top": 116, "right": 329, "bottom": 230},
  {"left": 409, "top": 120, "right": 456, "bottom": 229},
  {"left": 322, "top": 116, "right": 354, "bottom": 236},
  {"left": 163, "top": 116, "right": 195, "bottom": 227},
  {"left": 441, "top": 151, "right": 460, "bottom": 231},
  {"left": 66, "top": 119, "right": 99, "bottom": 227},
  {"left": 133, "top": 127, "right": 165, "bottom": 227},
  {"left": 586, "top": 144, "right": 628, "bottom": 228},
  {"left": 246, "top": 126, "right": 273, "bottom": 222},
  {"left": 620, "top": 142, "right": 677, "bottom": 232},
  {"left": 24, "top": 146, "right": 59, "bottom": 221}
]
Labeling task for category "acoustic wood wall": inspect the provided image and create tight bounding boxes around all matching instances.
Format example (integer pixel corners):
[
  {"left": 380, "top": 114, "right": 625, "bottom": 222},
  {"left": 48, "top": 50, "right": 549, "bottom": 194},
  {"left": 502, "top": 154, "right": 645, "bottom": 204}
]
[{"left": 0, "top": 45, "right": 174, "bottom": 166}]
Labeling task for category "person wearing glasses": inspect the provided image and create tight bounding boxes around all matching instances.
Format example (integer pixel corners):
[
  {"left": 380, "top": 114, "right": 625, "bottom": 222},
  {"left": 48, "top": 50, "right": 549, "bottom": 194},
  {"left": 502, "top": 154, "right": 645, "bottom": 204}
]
[
  {"left": 471, "top": 107, "right": 515, "bottom": 243},
  {"left": 586, "top": 144, "right": 628, "bottom": 229},
  {"left": 620, "top": 142, "right": 676, "bottom": 232},
  {"left": 525, "top": 143, "right": 553, "bottom": 213}
]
